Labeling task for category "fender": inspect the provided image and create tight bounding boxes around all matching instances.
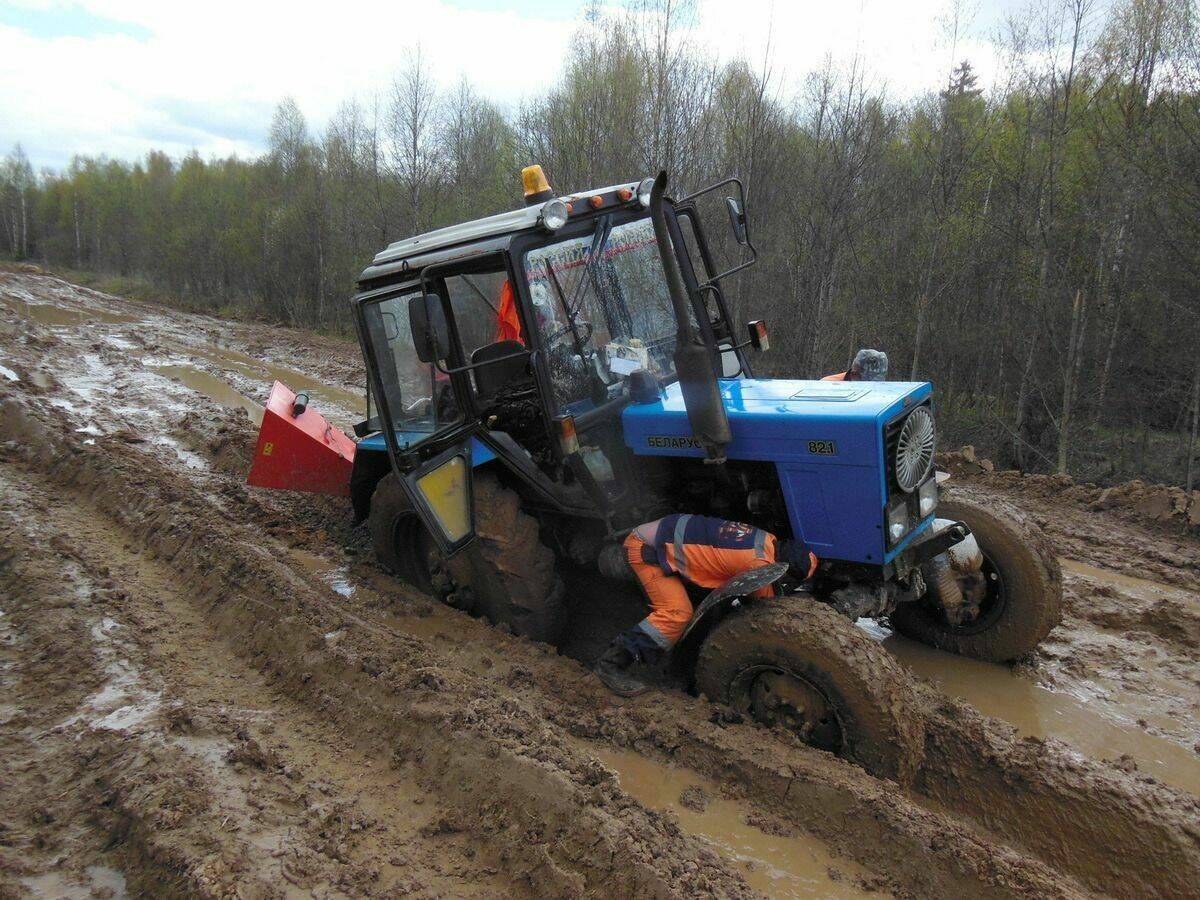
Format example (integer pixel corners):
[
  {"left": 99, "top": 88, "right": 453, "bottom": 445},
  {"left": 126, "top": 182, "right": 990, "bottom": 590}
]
[{"left": 669, "top": 562, "right": 788, "bottom": 673}]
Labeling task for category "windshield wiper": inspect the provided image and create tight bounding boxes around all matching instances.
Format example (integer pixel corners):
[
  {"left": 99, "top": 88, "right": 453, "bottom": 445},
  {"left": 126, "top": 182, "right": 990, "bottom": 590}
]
[
  {"left": 546, "top": 263, "right": 590, "bottom": 365},
  {"left": 566, "top": 214, "right": 612, "bottom": 319},
  {"left": 545, "top": 216, "right": 618, "bottom": 402}
]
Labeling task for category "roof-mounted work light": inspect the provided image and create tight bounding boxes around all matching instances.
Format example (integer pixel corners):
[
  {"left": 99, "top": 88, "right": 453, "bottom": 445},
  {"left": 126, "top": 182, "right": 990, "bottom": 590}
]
[
  {"left": 540, "top": 197, "right": 569, "bottom": 231},
  {"left": 636, "top": 177, "right": 654, "bottom": 208}
]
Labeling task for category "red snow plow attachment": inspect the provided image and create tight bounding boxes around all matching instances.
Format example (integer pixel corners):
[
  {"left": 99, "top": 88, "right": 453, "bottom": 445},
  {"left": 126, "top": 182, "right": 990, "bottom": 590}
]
[{"left": 247, "top": 381, "right": 356, "bottom": 496}]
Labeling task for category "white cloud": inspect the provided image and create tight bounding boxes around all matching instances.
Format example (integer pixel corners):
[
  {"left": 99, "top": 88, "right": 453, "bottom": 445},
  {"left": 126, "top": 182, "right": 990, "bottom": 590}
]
[{"left": 0, "top": 0, "right": 1014, "bottom": 170}]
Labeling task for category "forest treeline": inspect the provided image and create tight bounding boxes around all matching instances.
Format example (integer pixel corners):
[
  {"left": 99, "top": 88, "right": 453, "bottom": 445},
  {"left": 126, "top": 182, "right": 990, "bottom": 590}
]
[{"left": 2, "top": 0, "right": 1199, "bottom": 487}]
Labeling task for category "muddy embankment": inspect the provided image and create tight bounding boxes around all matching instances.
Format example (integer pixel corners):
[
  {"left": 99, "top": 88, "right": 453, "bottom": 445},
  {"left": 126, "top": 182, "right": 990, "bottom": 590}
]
[{"left": 3, "top": 270, "right": 1199, "bottom": 897}]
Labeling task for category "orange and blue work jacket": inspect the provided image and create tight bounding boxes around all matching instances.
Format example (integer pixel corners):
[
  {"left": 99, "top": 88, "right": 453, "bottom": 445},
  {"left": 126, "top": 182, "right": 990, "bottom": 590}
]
[{"left": 634, "top": 514, "right": 781, "bottom": 596}]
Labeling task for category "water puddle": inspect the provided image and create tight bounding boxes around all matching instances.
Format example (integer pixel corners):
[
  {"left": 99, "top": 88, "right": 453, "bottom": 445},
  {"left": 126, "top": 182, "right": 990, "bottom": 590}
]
[
  {"left": 1, "top": 291, "right": 136, "bottom": 328},
  {"left": 588, "top": 745, "right": 883, "bottom": 898},
  {"left": 148, "top": 434, "right": 209, "bottom": 471},
  {"left": 861, "top": 621, "right": 1200, "bottom": 794},
  {"left": 1061, "top": 558, "right": 1190, "bottom": 598},
  {"left": 143, "top": 362, "right": 264, "bottom": 425},
  {"left": 165, "top": 337, "right": 364, "bottom": 417},
  {"left": 4, "top": 280, "right": 363, "bottom": 426},
  {"left": 326, "top": 566, "right": 356, "bottom": 598},
  {"left": 61, "top": 617, "right": 162, "bottom": 734},
  {"left": 21, "top": 865, "right": 128, "bottom": 899},
  {"left": 288, "top": 549, "right": 359, "bottom": 600}
]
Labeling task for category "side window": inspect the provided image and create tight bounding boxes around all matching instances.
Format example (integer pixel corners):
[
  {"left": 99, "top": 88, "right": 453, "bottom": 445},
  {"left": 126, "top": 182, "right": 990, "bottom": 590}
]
[
  {"left": 361, "top": 266, "right": 523, "bottom": 446},
  {"left": 363, "top": 291, "right": 460, "bottom": 446},
  {"left": 443, "top": 270, "right": 522, "bottom": 361}
]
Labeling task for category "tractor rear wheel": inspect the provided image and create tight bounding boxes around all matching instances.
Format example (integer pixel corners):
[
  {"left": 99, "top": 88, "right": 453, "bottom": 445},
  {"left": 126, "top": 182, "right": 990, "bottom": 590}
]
[
  {"left": 694, "top": 598, "right": 924, "bottom": 782},
  {"left": 889, "top": 490, "right": 1062, "bottom": 662},
  {"left": 369, "top": 473, "right": 435, "bottom": 593},
  {"left": 369, "top": 472, "right": 566, "bottom": 644}
]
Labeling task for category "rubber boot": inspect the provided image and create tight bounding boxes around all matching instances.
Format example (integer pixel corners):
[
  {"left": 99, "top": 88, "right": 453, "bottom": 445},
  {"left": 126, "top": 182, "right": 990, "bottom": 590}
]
[{"left": 593, "top": 641, "right": 650, "bottom": 697}]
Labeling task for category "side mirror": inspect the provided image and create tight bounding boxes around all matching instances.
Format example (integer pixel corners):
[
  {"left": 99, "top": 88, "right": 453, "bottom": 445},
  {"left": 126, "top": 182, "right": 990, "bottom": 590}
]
[
  {"left": 409, "top": 293, "right": 451, "bottom": 364},
  {"left": 726, "top": 197, "right": 748, "bottom": 245},
  {"left": 747, "top": 319, "right": 769, "bottom": 352}
]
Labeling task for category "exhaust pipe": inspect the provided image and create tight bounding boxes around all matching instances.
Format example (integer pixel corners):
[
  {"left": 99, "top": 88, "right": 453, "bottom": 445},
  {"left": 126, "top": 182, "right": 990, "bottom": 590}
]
[{"left": 648, "top": 171, "right": 731, "bottom": 462}]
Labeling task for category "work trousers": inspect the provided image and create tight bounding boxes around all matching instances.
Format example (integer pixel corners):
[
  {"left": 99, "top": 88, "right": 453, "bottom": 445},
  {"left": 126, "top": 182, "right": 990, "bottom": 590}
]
[{"left": 624, "top": 532, "right": 695, "bottom": 652}]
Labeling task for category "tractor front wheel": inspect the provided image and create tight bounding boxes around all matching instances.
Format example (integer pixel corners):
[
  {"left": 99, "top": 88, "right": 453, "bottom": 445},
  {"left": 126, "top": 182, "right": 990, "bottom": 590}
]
[
  {"left": 369, "top": 472, "right": 566, "bottom": 644},
  {"left": 889, "top": 490, "right": 1062, "bottom": 662},
  {"left": 694, "top": 598, "right": 924, "bottom": 782}
]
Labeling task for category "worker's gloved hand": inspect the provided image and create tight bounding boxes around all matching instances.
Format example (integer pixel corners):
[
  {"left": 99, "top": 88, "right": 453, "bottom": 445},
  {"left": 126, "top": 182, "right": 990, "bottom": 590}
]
[{"left": 850, "top": 349, "right": 888, "bottom": 381}]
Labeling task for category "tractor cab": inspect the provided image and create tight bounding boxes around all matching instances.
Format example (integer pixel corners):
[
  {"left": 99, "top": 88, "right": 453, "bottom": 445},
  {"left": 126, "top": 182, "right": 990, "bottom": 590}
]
[{"left": 349, "top": 167, "right": 761, "bottom": 558}]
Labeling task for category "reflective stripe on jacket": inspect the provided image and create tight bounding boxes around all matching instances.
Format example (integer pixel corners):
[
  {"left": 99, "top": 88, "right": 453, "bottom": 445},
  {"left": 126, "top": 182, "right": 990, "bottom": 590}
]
[{"left": 641, "top": 514, "right": 777, "bottom": 589}]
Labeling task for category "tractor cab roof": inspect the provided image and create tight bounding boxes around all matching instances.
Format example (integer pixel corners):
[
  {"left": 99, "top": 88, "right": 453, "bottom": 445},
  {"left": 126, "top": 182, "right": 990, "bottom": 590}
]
[{"left": 356, "top": 179, "right": 643, "bottom": 290}]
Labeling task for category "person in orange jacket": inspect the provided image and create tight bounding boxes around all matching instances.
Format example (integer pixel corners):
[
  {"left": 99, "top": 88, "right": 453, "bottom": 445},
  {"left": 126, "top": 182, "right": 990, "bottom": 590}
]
[
  {"left": 594, "top": 514, "right": 819, "bottom": 696},
  {"left": 495, "top": 279, "right": 523, "bottom": 344}
]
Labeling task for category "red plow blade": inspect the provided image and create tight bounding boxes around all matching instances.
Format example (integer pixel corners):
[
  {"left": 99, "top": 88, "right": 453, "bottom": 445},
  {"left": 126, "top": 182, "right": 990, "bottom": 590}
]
[{"left": 247, "top": 381, "right": 356, "bottom": 496}]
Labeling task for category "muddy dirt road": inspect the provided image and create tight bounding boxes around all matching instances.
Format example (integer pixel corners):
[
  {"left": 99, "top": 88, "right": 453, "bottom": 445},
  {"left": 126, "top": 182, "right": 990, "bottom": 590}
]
[{"left": 2, "top": 269, "right": 1198, "bottom": 898}]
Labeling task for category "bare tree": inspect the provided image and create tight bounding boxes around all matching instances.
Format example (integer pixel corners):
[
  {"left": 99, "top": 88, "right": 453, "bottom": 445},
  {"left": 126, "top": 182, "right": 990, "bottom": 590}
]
[{"left": 389, "top": 47, "right": 442, "bottom": 234}]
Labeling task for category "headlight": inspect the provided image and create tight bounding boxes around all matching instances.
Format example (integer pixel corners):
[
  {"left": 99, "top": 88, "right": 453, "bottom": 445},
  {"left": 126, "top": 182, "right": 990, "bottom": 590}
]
[
  {"left": 887, "top": 499, "right": 910, "bottom": 543},
  {"left": 540, "top": 197, "right": 569, "bottom": 231},
  {"left": 636, "top": 177, "right": 654, "bottom": 208},
  {"left": 894, "top": 406, "right": 935, "bottom": 492},
  {"left": 918, "top": 477, "right": 937, "bottom": 517}
]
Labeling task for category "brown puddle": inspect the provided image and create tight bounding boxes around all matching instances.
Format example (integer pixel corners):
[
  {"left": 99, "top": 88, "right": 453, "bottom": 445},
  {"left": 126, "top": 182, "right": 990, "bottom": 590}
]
[
  {"left": 3, "top": 282, "right": 363, "bottom": 422},
  {"left": 1060, "top": 557, "right": 1191, "bottom": 597},
  {"left": 0, "top": 292, "right": 136, "bottom": 327},
  {"left": 162, "top": 337, "right": 365, "bottom": 419},
  {"left": 20, "top": 866, "right": 128, "bottom": 899},
  {"left": 867, "top": 624, "right": 1200, "bottom": 795},
  {"left": 144, "top": 362, "right": 265, "bottom": 426},
  {"left": 287, "top": 548, "right": 357, "bottom": 599},
  {"left": 588, "top": 745, "right": 883, "bottom": 898}
]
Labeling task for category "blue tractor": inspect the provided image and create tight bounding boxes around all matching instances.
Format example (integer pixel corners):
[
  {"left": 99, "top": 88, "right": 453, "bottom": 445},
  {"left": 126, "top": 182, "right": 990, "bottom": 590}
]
[{"left": 342, "top": 167, "right": 1062, "bottom": 776}]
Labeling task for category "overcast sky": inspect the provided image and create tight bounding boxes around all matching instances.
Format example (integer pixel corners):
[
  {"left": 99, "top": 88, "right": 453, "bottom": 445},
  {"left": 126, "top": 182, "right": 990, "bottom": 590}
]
[{"left": 2, "top": 0, "right": 1027, "bottom": 171}]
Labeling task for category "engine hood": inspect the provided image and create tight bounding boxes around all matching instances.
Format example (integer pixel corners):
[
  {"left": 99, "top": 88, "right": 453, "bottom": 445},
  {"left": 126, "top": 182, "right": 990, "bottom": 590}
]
[{"left": 621, "top": 377, "right": 932, "bottom": 465}]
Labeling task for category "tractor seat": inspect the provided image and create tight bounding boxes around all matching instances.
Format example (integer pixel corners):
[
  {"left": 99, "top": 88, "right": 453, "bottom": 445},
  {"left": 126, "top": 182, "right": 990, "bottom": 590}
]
[{"left": 471, "top": 340, "right": 531, "bottom": 401}]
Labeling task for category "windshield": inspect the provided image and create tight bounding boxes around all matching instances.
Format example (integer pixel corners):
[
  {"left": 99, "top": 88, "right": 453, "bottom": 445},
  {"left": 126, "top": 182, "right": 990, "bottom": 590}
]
[{"left": 524, "top": 217, "right": 682, "bottom": 412}]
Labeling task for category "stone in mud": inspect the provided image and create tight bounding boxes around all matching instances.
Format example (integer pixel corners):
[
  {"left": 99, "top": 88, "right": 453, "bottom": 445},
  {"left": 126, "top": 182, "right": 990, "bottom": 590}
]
[{"left": 679, "top": 785, "right": 709, "bottom": 812}]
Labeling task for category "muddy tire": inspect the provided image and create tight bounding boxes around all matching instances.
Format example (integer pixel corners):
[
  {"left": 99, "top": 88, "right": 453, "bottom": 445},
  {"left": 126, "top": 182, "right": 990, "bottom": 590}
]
[
  {"left": 695, "top": 598, "right": 924, "bottom": 782},
  {"left": 369, "top": 473, "right": 435, "bottom": 593},
  {"left": 369, "top": 471, "right": 566, "bottom": 644},
  {"left": 890, "top": 490, "right": 1062, "bottom": 662},
  {"left": 456, "top": 472, "right": 566, "bottom": 643}
]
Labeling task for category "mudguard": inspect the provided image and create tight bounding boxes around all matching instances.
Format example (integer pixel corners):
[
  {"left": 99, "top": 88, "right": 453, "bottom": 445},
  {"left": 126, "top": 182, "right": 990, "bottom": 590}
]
[{"left": 670, "top": 562, "right": 788, "bottom": 669}]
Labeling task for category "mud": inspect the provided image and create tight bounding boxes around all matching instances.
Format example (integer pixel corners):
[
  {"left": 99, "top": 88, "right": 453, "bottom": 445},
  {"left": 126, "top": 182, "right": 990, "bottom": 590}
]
[
  {"left": 586, "top": 745, "right": 886, "bottom": 898},
  {"left": 854, "top": 618, "right": 1200, "bottom": 793},
  {"left": 3, "top": 270, "right": 1200, "bottom": 897}
]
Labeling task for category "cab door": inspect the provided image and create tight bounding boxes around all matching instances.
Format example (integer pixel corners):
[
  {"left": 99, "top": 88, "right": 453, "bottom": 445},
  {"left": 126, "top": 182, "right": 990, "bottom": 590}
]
[{"left": 352, "top": 258, "right": 530, "bottom": 556}]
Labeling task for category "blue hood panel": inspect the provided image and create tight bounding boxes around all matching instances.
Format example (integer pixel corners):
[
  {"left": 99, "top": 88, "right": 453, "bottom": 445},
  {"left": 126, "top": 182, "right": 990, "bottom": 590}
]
[
  {"left": 622, "top": 378, "right": 933, "bottom": 566},
  {"left": 622, "top": 378, "right": 931, "bottom": 464}
]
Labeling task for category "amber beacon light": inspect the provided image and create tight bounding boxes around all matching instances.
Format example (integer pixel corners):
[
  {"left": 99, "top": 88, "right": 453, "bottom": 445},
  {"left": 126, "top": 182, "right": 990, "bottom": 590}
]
[{"left": 522, "top": 164, "right": 554, "bottom": 205}]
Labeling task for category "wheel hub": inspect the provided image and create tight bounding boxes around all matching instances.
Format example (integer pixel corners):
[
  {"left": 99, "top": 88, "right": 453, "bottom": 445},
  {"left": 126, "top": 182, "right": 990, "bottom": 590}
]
[
  {"left": 948, "top": 556, "right": 1004, "bottom": 631},
  {"left": 749, "top": 670, "right": 842, "bottom": 753}
]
